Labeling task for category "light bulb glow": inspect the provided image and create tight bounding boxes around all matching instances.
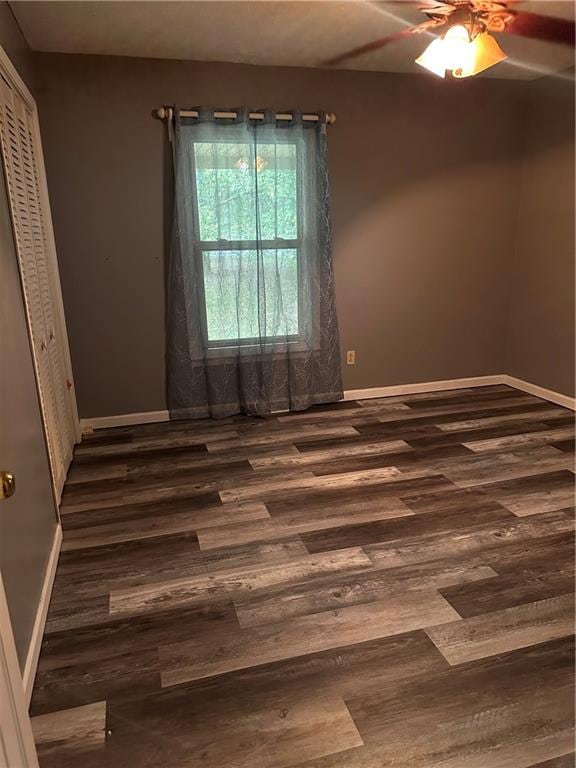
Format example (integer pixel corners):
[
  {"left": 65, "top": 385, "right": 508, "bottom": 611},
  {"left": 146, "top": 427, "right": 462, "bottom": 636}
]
[
  {"left": 415, "top": 24, "right": 508, "bottom": 79},
  {"left": 441, "top": 25, "right": 472, "bottom": 71}
]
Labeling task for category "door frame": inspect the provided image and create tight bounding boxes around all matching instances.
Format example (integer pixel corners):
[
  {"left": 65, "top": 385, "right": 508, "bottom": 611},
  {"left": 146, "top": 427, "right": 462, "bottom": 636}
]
[
  {"left": 0, "top": 571, "right": 39, "bottom": 768},
  {"left": 0, "top": 43, "right": 81, "bottom": 462}
]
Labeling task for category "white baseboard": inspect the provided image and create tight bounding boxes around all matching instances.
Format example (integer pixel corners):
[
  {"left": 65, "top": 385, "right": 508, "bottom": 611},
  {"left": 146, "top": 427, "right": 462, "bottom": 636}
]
[
  {"left": 502, "top": 375, "right": 575, "bottom": 411},
  {"left": 81, "top": 409, "right": 170, "bottom": 431},
  {"left": 80, "top": 373, "right": 574, "bottom": 430},
  {"left": 23, "top": 523, "right": 62, "bottom": 705},
  {"left": 343, "top": 375, "right": 506, "bottom": 402}
]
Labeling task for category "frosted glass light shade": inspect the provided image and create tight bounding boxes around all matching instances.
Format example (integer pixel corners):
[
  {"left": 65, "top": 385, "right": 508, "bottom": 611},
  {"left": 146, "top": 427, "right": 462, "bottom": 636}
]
[{"left": 416, "top": 25, "right": 507, "bottom": 79}]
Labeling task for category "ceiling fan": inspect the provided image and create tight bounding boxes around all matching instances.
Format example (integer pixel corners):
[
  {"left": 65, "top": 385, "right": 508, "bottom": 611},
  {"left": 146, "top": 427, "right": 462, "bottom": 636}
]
[{"left": 326, "top": 1, "right": 575, "bottom": 79}]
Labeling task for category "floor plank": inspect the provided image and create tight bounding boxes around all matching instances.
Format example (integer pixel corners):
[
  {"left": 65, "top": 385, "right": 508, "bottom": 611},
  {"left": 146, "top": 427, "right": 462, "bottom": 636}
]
[
  {"left": 160, "top": 591, "right": 460, "bottom": 686},
  {"left": 426, "top": 593, "right": 574, "bottom": 664},
  {"left": 478, "top": 470, "right": 576, "bottom": 516},
  {"left": 32, "top": 702, "right": 106, "bottom": 763},
  {"left": 107, "top": 692, "right": 364, "bottom": 768},
  {"left": 109, "top": 547, "right": 374, "bottom": 616}
]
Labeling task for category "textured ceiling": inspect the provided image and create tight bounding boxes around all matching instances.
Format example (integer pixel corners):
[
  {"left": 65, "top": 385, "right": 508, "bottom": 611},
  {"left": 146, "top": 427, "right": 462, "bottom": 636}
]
[{"left": 10, "top": 0, "right": 576, "bottom": 80}]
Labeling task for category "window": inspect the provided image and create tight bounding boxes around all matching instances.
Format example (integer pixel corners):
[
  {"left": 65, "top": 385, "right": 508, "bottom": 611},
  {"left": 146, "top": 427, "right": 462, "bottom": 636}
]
[{"left": 192, "top": 139, "right": 305, "bottom": 349}]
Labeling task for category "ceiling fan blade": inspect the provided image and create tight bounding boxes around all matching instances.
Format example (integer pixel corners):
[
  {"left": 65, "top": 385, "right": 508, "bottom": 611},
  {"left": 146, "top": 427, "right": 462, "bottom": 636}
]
[
  {"left": 324, "top": 19, "right": 444, "bottom": 67},
  {"left": 505, "top": 11, "right": 575, "bottom": 46}
]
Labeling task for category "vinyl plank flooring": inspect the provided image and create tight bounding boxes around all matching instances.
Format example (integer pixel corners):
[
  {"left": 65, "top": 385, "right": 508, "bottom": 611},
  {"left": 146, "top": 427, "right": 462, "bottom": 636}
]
[
  {"left": 478, "top": 470, "right": 576, "bottom": 516},
  {"left": 402, "top": 388, "right": 534, "bottom": 409},
  {"left": 55, "top": 530, "right": 202, "bottom": 578},
  {"left": 59, "top": 487, "right": 192, "bottom": 515},
  {"left": 294, "top": 424, "right": 448, "bottom": 451},
  {"left": 160, "top": 591, "right": 460, "bottom": 686},
  {"left": 110, "top": 630, "right": 448, "bottom": 733},
  {"left": 32, "top": 647, "right": 161, "bottom": 715},
  {"left": 439, "top": 563, "right": 575, "bottom": 617},
  {"left": 49, "top": 537, "right": 310, "bottom": 605},
  {"left": 197, "top": 497, "right": 413, "bottom": 550},
  {"left": 552, "top": 439, "right": 575, "bottom": 453},
  {"left": 463, "top": 425, "right": 575, "bottom": 452},
  {"left": 345, "top": 635, "right": 574, "bottom": 739},
  {"left": 292, "top": 731, "right": 575, "bottom": 768},
  {"left": 529, "top": 755, "right": 576, "bottom": 768},
  {"left": 426, "top": 593, "right": 574, "bottom": 664},
  {"left": 61, "top": 502, "right": 270, "bottom": 550},
  {"left": 310, "top": 443, "right": 474, "bottom": 476},
  {"left": 265, "top": 473, "right": 455, "bottom": 514},
  {"left": 59, "top": 491, "right": 223, "bottom": 528},
  {"left": 344, "top": 637, "right": 574, "bottom": 762},
  {"left": 354, "top": 385, "right": 514, "bottom": 406},
  {"left": 125, "top": 457, "right": 257, "bottom": 485},
  {"left": 109, "top": 547, "right": 374, "bottom": 616},
  {"left": 276, "top": 402, "right": 411, "bottom": 423},
  {"left": 74, "top": 429, "right": 236, "bottom": 458},
  {"left": 219, "top": 466, "right": 407, "bottom": 504},
  {"left": 35, "top": 602, "right": 240, "bottom": 675},
  {"left": 105, "top": 538, "right": 310, "bottom": 592},
  {"left": 73, "top": 441, "right": 210, "bottom": 466},
  {"left": 437, "top": 407, "right": 570, "bottom": 432},
  {"left": 129, "top": 445, "right": 299, "bottom": 475},
  {"left": 438, "top": 446, "right": 574, "bottom": 487},
  {"left": 399, "top": 485, "right": 507, "bottom": 514},
  {"left": 32, "top": 701, "right": 106, "bottom": 762},
  {"left": 66, "top": 462, "right": 128, "bottom": 484},
  {"left": 44, "top": 593, "right": 110, "bottom": 633},
  {"left": 365, "top": 510, "right": 575, "bottom": 568},
  {"left": 407, "top": 420, "right": 564, "bottom": 450},
  {"left": 302, "top": 499, "right": 513, "bottom": 554},
  {"left": 349, "top": 406, "right": 564, "bottom": 441},
  {"left": 106, "top": 692, "right": 364, "bottom": 768},
  {"left": 249, "top": 439, "right": 411, "bottom": 469},
  {"left": 234, "top": 560, "right": 497, "bottom": 627},
  {"left": 32, "top": 389, "right": 575, "bottom": 768},
  {"left": 370, "top": 397, "right": 553, "bottom": 424},
  {"left": 207, "top": 425, "right": 360, "bottom": 452},
  {"left": 480, "top": 529, "right": 575, "bottom": 573}
]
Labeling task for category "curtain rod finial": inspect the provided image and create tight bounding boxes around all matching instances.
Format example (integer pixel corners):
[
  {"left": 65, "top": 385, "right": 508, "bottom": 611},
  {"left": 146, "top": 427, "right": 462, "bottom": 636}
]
[{"left": 156, "top": 106, "right": 167, "bottom": 119}]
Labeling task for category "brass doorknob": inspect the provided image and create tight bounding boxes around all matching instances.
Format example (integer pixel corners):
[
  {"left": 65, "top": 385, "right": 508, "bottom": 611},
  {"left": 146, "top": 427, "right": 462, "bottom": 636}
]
[{"left": 0, "top": 471, "right": 15, "bottom": 500}]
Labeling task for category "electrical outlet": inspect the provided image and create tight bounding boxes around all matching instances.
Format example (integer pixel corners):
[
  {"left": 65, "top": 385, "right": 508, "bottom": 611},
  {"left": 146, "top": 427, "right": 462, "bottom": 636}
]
[{"left": 346, "top": 350, "right": 356, "bottom": 365}]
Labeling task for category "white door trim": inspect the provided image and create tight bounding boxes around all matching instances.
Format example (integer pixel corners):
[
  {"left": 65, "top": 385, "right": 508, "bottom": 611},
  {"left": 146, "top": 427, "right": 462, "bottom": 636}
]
[
  {"left": 22, "top": 524, "right": 62, "bottom": 705},
  {"left": 0, "top": 571, "right": 39, "bottom": 768}
]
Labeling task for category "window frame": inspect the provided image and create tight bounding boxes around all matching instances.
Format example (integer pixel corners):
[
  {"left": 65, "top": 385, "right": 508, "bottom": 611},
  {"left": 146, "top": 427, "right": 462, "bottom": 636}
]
[{"left": 189, "top": 134, "right": 309, "bottom": 353}]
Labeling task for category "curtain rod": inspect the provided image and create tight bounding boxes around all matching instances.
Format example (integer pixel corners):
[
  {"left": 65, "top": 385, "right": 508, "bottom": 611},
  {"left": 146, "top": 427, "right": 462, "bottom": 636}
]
[{"left": 155, "top": 106, "right": 336, "bottom": 124}]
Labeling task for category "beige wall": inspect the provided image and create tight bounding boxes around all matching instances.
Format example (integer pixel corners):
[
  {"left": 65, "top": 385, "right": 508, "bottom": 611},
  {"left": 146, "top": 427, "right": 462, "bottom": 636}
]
[
  {"left": 0, "top": 1, "right": 35, "bottom": 90},
  {"left": 505, "top": 73, "right": 575, "bottom": 398},
  {"left": 34, "top": 53, "right": 528, "bottom": 418}
]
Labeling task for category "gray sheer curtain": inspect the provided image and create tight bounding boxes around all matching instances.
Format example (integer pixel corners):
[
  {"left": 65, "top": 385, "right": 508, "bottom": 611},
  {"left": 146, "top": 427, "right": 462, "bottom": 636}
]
[{"left": 167, "top": 107, "right": 342, "bottom": 419}]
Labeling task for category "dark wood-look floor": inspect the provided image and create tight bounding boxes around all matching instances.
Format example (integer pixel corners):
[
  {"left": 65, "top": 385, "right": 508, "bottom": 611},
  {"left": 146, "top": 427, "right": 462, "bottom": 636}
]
[{"left": 30, "top": 385, "right": 576, "bottom": 768}]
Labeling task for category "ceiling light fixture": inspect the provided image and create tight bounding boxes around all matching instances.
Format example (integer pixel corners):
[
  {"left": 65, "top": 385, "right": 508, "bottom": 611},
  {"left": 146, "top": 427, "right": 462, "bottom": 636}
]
[{"left": 415, "top": 23, "right": 507, "bottom": 79}]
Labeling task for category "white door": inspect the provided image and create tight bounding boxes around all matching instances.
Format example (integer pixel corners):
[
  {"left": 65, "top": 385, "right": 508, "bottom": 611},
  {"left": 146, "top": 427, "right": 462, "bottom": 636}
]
[{"left": 0, "top": 49, "right": 79, "bottom": 500}]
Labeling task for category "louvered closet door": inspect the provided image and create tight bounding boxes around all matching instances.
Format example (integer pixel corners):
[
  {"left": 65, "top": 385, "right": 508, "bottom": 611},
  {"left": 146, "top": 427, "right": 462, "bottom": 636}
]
[{"left": 0, "top": 75, "right": 74, "bottom": 495}]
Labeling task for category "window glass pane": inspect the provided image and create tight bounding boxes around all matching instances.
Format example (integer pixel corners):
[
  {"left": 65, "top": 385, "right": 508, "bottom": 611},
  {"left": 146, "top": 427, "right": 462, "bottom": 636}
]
[
  {"left": 202, "top": 249, "right": 299, "bottom": 342},
  {"left": 194, "top": 142, "right": 298, "bottom": 241}
]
